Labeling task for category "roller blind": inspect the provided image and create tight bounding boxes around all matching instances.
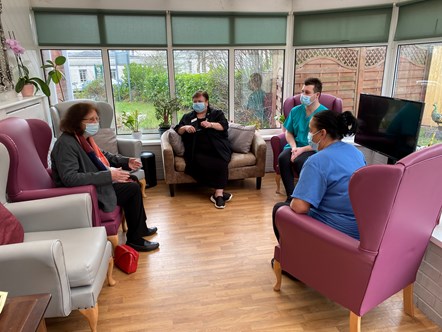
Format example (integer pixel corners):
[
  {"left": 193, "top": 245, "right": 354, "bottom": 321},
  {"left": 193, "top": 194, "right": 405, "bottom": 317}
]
[
  {"left": 395, "top": 0, "right": 442, "bottom": 40},
  {"left": 294, "top": 7, "right": 392, "bottom": 46},
  {"left": 33, "top": 10, "right": 167, "bottom": 46},
  {"left": 171, "top": 14, "right": 287, "bottom": 46}
]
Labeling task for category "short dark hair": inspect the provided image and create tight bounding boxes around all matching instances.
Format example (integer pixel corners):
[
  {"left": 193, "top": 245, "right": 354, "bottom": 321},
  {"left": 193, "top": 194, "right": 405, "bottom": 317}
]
[
  {"left": 60, "top": 102, "right": 99, "bottom": 135},
  {"left": 304, "top": 77, "right": 323, "bottom": 94},
  {"left": 312, "top": 110, "right": 358, "bottom": 140},
  {"left": 192, "top": 90, "right": 209, "bottom": 101}
]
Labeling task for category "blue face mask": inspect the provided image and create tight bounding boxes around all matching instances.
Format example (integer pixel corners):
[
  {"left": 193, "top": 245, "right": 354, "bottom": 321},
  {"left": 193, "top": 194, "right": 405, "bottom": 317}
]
[
  {"left": 300, "top": 94, "right": 314, "bottom": 106},
  {"left": 307, "top": 130, "right": 321, "bottom": 151},
  {"left": 192, "top": 102, "right": 206, "bottom": 113},
  {"left": 84, "top": 123, "right": 99, "bottom": 136}
]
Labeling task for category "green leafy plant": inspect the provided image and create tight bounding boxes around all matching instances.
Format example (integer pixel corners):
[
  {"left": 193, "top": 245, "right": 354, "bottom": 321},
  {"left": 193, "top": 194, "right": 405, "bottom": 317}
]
[
  {"left": 121, "top": 109, "right": 142, "bottom": 132},
  {"left": 154, "top": 96, "right": 182, "bottom": 128},
  {"left": 274, "top": 113, "right": 285, "bottom": 123},
  {"left": 41, "top": 55, "right": 67, "bottom": 101}
]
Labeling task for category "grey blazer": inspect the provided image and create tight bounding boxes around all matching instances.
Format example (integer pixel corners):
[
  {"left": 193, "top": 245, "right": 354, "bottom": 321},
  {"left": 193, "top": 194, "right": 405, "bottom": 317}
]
[{"left": 51, "top": 133, "right": 129, "bottom": 212}]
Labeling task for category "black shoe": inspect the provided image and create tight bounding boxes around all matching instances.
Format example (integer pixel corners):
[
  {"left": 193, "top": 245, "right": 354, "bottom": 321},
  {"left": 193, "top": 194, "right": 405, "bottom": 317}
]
[
  {"left": 210, "top": 195, "right": 225, "bottom": 209},
  {"left": 126, "top": 240, "right": 159, "bottom": 252},
  {"left": 142, "top": 226, "right": 158, "bottom": 237},
  {"left": 223, "top": 192, "right": 233, "bottom": 202}
]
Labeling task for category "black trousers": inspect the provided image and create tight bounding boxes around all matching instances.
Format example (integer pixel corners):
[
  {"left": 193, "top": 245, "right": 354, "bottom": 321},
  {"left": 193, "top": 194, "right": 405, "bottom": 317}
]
[
  {"left": 272, "top": 201, "right": 290, "bottom": 242},
  {"left": 113, "top": 182, "right": 149, "bottom": 242},
  {"left": 278, "top": 149, "right": 315, "bottom": 199}
]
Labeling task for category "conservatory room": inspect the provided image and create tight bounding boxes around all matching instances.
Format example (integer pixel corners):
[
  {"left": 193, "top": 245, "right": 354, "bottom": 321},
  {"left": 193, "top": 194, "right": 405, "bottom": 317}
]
[{"left": 0, "top": 0, "right": 442, "bottom": 331}]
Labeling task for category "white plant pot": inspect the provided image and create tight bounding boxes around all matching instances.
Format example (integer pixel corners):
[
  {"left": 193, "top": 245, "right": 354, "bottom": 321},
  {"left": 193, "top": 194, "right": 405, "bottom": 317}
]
[{"left": 132, "top": 131, "right": 142, "bottom": 140}]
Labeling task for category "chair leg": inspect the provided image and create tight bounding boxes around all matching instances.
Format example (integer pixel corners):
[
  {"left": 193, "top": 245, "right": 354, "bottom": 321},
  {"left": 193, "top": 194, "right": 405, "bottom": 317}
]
[
  {"left": 107, "top": 257, "right": 117, "bottom": 286},
  {"left": 349, "top": 311, "right": 361, "bottom": 332},
  {"left": 403, "top": 283, "right": 415, "bottom": 317},
  {"left": 275, "top": 173, "right": 281, "bottom": 194},
  {"left": 273, "top": 259, "right": 282, "bottom": 291},
  {"left": 79, "top": 305, "right": 99, "bottom": 332},
  {"left": 107, "top": 235, "right": 118, "bottom": 251},
  {"left": 139, "top": 178, "right": 147, "bottom": 198},
  {"left": 256, "top": 177, "right": 262, "bottom": 189},
  {"left": 121, "top": 213, "right": 128, "bottom": 233},
  {"left": 169, "top": 184, "right": 175, "bottom": 197}
]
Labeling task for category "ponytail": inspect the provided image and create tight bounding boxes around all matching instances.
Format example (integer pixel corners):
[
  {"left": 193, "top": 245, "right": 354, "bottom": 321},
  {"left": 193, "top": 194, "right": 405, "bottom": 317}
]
[{"left": 312, "top": 110, "right": 358, "bottom": 140}]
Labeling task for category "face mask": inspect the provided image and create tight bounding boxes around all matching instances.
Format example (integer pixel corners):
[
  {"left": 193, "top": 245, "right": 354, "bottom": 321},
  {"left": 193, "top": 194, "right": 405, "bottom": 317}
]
[
  {"left": 300, "top": 94, "right": 315, "bottom": 106},
  {"left": 84, "top": 123, "right": 99, "bottom": 136},
  {"left": 192, "top": 102, "right": 206, "bottom": 113},
  {"left": 307, "top": 130, "right": 321, "bottom": 151}
]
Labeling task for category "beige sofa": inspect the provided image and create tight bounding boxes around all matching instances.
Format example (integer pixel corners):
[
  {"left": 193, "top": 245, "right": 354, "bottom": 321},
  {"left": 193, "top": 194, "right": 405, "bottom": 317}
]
[{"left": 161, "top": 129, "right": 267, "bottom": 196}]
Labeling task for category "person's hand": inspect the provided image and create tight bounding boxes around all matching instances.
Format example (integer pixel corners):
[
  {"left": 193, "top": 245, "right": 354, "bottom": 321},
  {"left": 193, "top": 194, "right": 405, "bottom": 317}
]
[
  {"left": 128, "top": 158, "right": 142, "bottom": 170},
  {"left": 185, "top": 125, "right": 196, "bottom": 133},
  {"left": 290, "top": 147, "right": 303, "bottom": 162},
  {"left": 201, "top": 120, "right": 213, "bottom": 129},
  {"left": 110, "top": 167, "right": 130, "bottom": 182}
]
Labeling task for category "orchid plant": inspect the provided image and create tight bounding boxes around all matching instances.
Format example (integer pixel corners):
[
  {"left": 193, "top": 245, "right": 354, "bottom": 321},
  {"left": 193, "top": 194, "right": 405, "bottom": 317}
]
[{"left": 5, "top": 32, "right": 50, "bottom": 97}]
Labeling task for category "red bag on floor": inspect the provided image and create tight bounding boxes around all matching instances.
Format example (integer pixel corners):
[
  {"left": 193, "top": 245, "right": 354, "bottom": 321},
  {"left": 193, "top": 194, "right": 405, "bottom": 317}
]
[{"left": 114, "top": 244, "right": 139, "bottom": 274}]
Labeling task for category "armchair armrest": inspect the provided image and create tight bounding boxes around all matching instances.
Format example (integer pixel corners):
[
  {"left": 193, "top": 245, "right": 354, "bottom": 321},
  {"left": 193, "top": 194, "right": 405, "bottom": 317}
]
[
  {"left": 161, "top": 132, "right": 177, "bottom": 183},
  {"left": 0, "top": 240, "right": 71, "bottom": 317},
  {"left": 117, "top": 138, "right": 142, "bottom": 157},
  {"left": 250, "top": 132, "right": 266, "bottom": 176},
  {"left": 5, "top": 194, "right": 93, "bottom": 232},
  {"left": 270, "top": 132, "right": 287, "bottom": 173}
]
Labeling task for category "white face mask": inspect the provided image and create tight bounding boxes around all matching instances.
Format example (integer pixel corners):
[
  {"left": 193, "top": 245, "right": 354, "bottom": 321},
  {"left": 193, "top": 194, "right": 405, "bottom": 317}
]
[
  {"left": 84, "top": 123, "right": 99, "bottom": 136},
  {"left": 307, "top": 130, "right": 321, "bottom": 151}
]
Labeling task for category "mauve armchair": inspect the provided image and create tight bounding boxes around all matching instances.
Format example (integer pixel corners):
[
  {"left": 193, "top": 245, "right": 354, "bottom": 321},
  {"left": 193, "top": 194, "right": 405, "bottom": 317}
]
[
  {"left": 0, "top": 117, "right": 123, "bottom": 248},
  {"left": 273, "top": 144, "right": 442, "bottom": 331},
  {"left": 270, "top": 94, "right": 343, "bottom": 194}
]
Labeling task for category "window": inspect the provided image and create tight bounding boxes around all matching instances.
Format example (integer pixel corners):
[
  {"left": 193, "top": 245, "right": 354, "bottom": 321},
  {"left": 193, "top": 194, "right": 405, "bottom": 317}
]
[
  {"left": 41, "top": 49, "right": 106, "bottom": 102},
  {"left": 393, "top": 42, "right": 442, "bottom": 147},
  {"left": 234, "top": 49, "right": 284, "bottom": 129},
  {"left": 294, "top": 46, "right": 387, "bottom": 113},
  {"left": 173, "top": 50, "right": 229, "bottom": 118},
  {"left": 108, "top": 50, "right": 169, "bottom": 133}
]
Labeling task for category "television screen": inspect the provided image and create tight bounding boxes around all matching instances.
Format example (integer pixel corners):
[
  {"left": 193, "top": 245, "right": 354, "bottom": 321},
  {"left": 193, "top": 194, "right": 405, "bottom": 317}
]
[{"left": 354, "top": 94, "right": 424, "bottom": 162}]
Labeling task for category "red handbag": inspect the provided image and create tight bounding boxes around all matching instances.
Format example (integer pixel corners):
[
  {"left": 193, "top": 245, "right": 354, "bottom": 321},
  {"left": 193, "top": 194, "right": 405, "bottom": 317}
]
[{"left": 114, "top": 244, "right": 139, "bottom": 274}]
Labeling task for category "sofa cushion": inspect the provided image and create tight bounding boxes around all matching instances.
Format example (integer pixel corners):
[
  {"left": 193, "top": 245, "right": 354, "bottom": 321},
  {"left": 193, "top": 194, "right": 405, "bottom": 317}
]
[
  {"left": 167, "top": 129, "right": 185, "bottom": 157},
  {"left": 0, "top": 204, "right": 24, "bottom": 245},
  {"left": 174, "top": 152, "right": 256, "bottom": 172},
  {"left": 94, "top": 128, "right": 118, "bottom": 154},
  {"left": 228, "top": 123, "right": 255, "bottom": 154}
]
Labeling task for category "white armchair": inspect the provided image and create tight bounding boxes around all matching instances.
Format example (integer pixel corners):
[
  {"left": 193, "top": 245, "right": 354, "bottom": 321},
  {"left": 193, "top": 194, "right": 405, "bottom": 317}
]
[{"left": 0, "top": 143, "right": 116, "bottom": 331}]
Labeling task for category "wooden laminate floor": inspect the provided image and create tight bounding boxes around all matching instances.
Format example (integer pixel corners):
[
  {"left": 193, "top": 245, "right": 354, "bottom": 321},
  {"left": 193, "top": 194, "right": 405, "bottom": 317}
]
[{"left": 46, "top": 176, "right": 442, "bottom": 332}]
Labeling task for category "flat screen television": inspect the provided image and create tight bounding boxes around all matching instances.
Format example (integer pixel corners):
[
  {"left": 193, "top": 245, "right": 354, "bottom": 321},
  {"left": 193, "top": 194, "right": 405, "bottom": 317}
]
[{"left": 354, "top": 94, "right": 425, "bottom": 163}]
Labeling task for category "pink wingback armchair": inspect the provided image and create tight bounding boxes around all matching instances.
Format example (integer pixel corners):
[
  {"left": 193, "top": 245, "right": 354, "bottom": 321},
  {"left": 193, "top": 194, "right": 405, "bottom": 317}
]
[
  {"left": 272, "top": 144, "right": 442, "bottom": 331},
  {"left": 270, "top": 94, "right": 343, "bottom": 193},
  {"left": 0, "top": 117, "right": 123, "bottom": 248}
]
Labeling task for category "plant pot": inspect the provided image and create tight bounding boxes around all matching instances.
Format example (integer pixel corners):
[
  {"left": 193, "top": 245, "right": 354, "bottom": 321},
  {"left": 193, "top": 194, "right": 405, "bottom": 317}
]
[
  {"left": 21, "top": 84, "right": 35, "bottom": 97},
  {"left": 132, "top": 131, "right": 142, "bottom": 140},
  {"left": 158, "top": 127, "right": 170, "bottom": 137}
]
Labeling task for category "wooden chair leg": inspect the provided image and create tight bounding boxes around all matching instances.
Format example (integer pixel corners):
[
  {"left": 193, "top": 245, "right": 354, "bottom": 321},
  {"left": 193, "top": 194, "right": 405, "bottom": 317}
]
[
  {"left": 349, "top": 311, "right": 361, "bottom": 332},
  {"left": 403, "top": 283, "right": 415, "bottom": 317},
  {"left": 275, "top": 173, "right": 281, "bottom": 194},
  {"left": 256, "top": 177, "right": 262, "bottom": 189},
  {"left": 107, "top": 235, "right": 118, "bottom": 251},
  {"left": 139, "top": 178, "right": 147, "bottom": 198},
  {"left": 273, "top": 259, "right": 282, "bottom": 291},
  {"left": 79, "top": 305, "right": 99, "bottom": 332},
  {"left": 121, "top": 213, "right": 128, "bottom": 233},
  {"left": 169, "top": 184, "right": 175, "bottom": 197},
  {"left": 108, "top": 257, "right": 117, "bottom": 286}
]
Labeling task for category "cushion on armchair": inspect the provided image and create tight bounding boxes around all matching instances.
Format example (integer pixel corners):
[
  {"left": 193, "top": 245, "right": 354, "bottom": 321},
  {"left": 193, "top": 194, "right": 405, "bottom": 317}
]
[
  {"left": 167, "top": 129, "right": 185, "bottom": 157},
  {"left": 94, "top": 128, "right": 118, "bottom": 154},
  {"left": 0, "top": 204, "right": 24, "bottom": 245},
  {"left": 228, "top": 123, "right": 255, "bottom": 153}
]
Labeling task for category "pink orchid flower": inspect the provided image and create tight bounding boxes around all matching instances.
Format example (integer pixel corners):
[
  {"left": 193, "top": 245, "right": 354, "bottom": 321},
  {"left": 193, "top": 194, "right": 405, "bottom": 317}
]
[{"left": 5, "top": 38, "right": 25, "bottom": 55}]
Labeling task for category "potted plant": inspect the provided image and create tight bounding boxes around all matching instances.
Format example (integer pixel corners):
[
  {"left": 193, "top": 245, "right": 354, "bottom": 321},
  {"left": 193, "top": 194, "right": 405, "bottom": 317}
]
[
  {"left": 154, "top": 96, "right": 182, "bottom": 136},
  {"left": 121, "top": 109, "right": 143, "bottom": 139},
  {"left": 41, "top": 55, "right": 67, "bottom": 102}
]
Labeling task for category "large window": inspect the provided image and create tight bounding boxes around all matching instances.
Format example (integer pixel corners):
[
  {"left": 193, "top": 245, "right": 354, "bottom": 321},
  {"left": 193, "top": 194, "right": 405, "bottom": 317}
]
[
  {"left": 108, "top": 50, "right": 169, "bottom": 133},
  {"left": 234, "top": 50, "right": 284, "bottom": 129},
  {"left": 294, "top": 46, "right": 387, "bottom": 113},
  {"left": 393, "top": 42, "right": 442, "bottom": 147},
  {"left": 173, "top": 50, "right": 229, "bottom": 117},
  {"left": 41, "top": 50, "right": 107, "bottom": 103}
]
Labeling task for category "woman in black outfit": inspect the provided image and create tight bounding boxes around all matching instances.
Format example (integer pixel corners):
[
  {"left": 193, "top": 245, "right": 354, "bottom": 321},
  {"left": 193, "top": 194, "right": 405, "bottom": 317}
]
[{"left": 175, "top": 90, "right": 232, "bottom": 209}]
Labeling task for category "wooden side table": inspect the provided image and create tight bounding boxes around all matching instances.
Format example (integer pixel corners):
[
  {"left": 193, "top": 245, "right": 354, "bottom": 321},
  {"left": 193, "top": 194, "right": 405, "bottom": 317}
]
[{"left": 0, "top": 293, "right": 51, "bottom": 332}]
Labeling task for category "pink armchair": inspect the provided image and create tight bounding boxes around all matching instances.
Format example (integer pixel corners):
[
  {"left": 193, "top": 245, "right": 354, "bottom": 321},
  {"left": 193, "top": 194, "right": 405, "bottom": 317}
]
[
  {"left": 272, "top": 144, "right": 442, "bottom": 331},
  {"left": 0, "top": 117, "right": 123, "bottom": 248},
  {"left": 270, "top": 94, "right": 343, "bottom": 193}
]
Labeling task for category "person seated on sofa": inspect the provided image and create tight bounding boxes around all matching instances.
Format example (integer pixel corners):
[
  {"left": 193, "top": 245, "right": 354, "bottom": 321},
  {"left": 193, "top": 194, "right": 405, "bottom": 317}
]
[
  {"left": 272, "top": 110, "right": 366, "bottom": 241},
  {"left": 51, "top": 102, "right": 159, "bottom": 252},
  {"left": 175, "top": 90, "right": 232, "bottom": 209},
  {"left": 279, "top": 77, "right": 328, "bottom": 201}
]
